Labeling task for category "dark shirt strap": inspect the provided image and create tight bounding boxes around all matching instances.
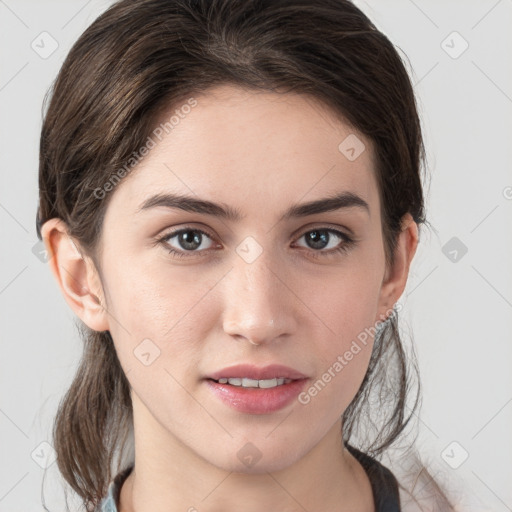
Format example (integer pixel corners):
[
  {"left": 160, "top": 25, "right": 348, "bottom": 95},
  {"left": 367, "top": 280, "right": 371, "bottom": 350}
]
[{"left": 345, "top": 443, "right": 401, "bottom": 512}]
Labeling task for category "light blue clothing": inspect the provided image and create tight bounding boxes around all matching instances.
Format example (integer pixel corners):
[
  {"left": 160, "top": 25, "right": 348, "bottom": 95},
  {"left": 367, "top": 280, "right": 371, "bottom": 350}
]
[
  {"left": 96, "top": 465, "right": 134, "bottom": 512},
  {"left": 97, "top": 481, "right": 117, "bottom": 512}
]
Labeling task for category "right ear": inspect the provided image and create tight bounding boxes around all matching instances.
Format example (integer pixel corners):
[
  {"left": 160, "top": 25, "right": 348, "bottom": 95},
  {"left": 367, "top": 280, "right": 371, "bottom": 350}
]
[{"left": 40, "top": 218, "right": 109, "bottom": 332}]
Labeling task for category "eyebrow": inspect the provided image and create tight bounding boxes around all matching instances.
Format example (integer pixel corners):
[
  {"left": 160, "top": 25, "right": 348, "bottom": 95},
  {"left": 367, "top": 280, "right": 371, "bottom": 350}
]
[{"left": 136, "top": 191, "right": 370, "bottom": 222}]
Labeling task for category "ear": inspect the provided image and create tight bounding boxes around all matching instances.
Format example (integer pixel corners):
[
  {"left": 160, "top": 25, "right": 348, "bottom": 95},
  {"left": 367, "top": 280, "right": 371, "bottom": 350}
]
[
  {"left": 40, "top": 218, "right": 109, "bottom": 332},
  {"left": 375, "top": 213, "right": 419, "bottom": 323}
]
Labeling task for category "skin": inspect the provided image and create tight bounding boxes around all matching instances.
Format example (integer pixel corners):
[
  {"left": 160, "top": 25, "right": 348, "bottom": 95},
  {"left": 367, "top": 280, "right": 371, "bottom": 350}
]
[{"left": 42, "top": 84, "right": 418, "bottom": 512}]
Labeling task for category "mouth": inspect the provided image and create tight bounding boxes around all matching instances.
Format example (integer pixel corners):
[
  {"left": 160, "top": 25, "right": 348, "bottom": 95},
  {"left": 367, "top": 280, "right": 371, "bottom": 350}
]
[
  {"left": 206, "top": 376, "right": 296, "bottom": 388},
  {"left": 203, "top": 363, "right": 310, "bottom": 414},
  {"left": 204, "top": 376, "right": 309, "bottom": 414}
]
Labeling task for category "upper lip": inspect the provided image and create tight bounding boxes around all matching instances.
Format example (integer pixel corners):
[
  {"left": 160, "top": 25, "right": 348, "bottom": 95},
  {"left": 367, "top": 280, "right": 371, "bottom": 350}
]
[{"left": 206, "top": 364, "right": 308, "bottom": 381}]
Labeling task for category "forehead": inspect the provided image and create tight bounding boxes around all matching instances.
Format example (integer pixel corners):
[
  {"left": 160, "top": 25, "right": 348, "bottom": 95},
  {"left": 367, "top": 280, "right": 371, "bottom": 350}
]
[{"left": 108, "top": 84, "right": 378, "bottom": 218}]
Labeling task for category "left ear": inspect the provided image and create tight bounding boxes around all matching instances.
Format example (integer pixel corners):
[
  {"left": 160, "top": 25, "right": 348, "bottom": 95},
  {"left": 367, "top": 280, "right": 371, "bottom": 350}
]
[{"left": 375, "top": 212, "right": 419, "bottom": 323}]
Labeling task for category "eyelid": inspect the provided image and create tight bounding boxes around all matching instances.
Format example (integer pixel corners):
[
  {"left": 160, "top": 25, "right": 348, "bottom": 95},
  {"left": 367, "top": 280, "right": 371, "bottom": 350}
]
[
  {"left": 293, "top": 222, "right": 354, "bottom": 239},
  {"left": 294, "top": 226, "right": 351, "bottom": 243}
]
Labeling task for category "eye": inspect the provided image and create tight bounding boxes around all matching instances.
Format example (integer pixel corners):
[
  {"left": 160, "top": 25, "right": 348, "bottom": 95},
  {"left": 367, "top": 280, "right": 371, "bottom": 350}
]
[
  {"left": 293, "top": 228, "right": 354, "bottom": 257},
  {"left": 157, "top": 228, "right": 217, "bottom": 258}
]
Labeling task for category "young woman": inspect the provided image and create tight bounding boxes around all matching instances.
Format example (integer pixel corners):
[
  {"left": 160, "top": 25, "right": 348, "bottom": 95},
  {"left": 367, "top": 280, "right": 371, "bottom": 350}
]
[{"left": 37, "top": 0, "right": 456, "bottom": 510}]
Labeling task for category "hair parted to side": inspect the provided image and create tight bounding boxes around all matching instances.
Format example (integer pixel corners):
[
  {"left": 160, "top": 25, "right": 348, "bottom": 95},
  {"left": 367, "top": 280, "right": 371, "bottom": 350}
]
[{"left": 36, "top": 0, "right": 454, "bottom": 510}]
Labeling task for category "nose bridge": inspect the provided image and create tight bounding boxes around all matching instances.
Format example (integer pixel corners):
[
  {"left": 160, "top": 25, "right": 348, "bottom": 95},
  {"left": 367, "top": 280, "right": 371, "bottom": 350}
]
[{"left": 222, "top": 240, "right": 296, "bottom": 343}]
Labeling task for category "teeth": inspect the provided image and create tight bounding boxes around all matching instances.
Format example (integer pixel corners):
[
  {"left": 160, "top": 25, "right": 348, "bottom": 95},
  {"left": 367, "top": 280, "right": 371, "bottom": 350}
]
[{"left": 216, "top": 377, "right": 293, "bottom": 388}]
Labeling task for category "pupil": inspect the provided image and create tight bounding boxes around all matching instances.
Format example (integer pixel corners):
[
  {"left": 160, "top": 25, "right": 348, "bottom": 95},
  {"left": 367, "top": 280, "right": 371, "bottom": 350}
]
[
  {"left": 179, "top": 230, "right": 201, "bottom": 250},
  {"left": 307, "top": 230, "right": 329, "bottom": 249}
]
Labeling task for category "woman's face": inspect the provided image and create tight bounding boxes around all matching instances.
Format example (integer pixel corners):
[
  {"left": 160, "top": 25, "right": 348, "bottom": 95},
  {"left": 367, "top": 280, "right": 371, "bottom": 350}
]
[{"left": 65, "top": 84, "right": 415, "bottom": 473}]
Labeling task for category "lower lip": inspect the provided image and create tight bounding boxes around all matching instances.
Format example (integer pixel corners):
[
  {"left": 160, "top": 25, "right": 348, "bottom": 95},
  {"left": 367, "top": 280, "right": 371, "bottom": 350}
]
[{"left": 205, "top": 378, "right": 309, "bottom": 414}]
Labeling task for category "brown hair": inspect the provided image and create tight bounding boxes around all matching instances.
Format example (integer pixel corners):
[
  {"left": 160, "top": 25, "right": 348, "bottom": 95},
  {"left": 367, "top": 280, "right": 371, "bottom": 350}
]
[{"left": 36, "top": 0, "right": 454, "bottom": 510}]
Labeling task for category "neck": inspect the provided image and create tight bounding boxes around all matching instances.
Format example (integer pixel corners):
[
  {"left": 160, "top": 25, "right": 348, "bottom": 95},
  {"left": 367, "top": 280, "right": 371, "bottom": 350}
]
[{"left": 119, "top": 393, "right": 374, "bottom": 512}]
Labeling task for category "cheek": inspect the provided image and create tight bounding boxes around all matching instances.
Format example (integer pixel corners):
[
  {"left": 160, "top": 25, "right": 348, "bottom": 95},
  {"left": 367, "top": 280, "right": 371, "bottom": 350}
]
[
  {"left": 307, "top": 256, "right": 382, "bottom": 342},
  {"left": 106, "top": 249, "right": 212, "bottom": 327},
  {"left": 299, "top": 259, "right": 382, "bottom": 408},
  {"left": 102, "top": 261, "right": 220, "bottom": 425},
  {"left": 103, "top": 256, "right": 225, "bottom": 371},
  {"left": 298, "top": 302, "right": 376, "bottom": 419}
]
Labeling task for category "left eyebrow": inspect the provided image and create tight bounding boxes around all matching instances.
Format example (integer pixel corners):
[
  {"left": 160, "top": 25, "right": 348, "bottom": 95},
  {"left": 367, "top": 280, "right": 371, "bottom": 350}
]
[{"left": 136, "top": 191, "right": 370, "bottom": 222}]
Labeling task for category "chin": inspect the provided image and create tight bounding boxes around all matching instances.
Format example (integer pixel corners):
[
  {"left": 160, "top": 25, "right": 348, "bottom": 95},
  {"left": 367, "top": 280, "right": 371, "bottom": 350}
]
[{"left": 207, "top": 443, "right": 305, "bottom": 475}]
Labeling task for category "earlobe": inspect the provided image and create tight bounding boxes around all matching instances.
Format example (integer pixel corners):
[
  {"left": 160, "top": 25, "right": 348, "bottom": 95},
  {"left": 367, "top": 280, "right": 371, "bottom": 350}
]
[
  {"left": 41, "top": 218, "right": 109, "bottom": 332},
  {"left": 375, "top": 213, "right": 419, "bottom": 323}
]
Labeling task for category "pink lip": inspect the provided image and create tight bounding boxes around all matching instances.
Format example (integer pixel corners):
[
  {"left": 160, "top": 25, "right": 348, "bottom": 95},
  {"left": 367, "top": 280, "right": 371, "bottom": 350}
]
[
  {"left": 206, "top": 363, "right": 308, "bottom": 381},
  {"left": 205, "top": 378, "right": 309, "bottom": 414}
]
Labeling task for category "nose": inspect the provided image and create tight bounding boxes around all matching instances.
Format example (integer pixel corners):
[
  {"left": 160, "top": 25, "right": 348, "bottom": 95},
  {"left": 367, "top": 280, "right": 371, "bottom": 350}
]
[{"left": 221, "top": 248, "right": 297, "bottom": 346}]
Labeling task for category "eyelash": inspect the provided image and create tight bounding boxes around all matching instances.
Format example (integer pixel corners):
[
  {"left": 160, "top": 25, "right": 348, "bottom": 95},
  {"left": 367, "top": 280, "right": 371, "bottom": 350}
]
[{"left": 155, "top": 226, "right": 355, "bottom": 260}]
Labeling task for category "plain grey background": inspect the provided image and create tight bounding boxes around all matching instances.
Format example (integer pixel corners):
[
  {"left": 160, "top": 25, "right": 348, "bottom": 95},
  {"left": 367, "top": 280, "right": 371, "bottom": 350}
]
[{"left": 1, "top": 0, "right": 511, "bottom": 510}]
